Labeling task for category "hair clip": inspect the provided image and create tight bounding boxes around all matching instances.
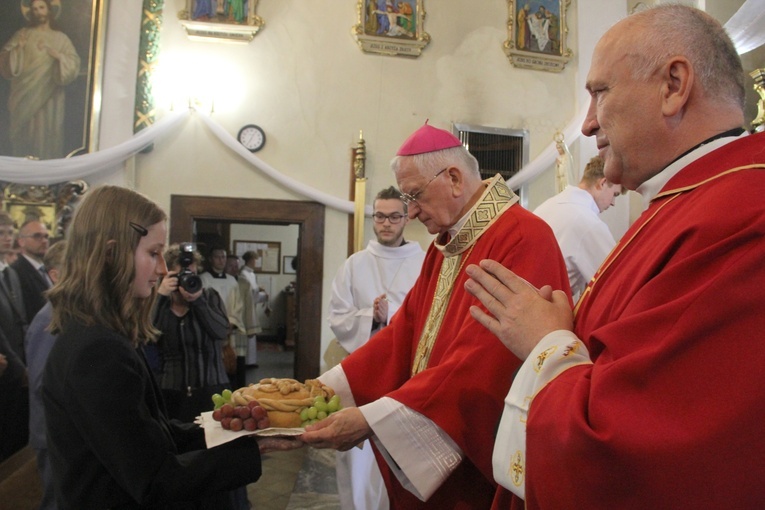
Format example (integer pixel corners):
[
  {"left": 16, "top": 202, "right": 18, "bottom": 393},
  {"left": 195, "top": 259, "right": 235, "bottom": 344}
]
[{"left": 129, "top": 222, "right": 148, "bottom": 237}]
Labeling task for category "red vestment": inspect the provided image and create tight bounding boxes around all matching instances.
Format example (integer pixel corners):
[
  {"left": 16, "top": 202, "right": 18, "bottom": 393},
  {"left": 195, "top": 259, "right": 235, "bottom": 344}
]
[
  {"left": 343, "top": 195, "right": 570, "bottom": 509},
  {"left": 510, "top": 132, "right": 765, "bottom": 509}
]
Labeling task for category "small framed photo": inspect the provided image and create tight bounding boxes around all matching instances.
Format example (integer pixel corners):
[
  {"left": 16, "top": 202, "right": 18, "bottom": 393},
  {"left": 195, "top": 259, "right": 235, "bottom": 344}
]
[
  {"left": 352, "top": 0, "right": 430, "bottom": 57},
  {"left": 283, "top": 256, "right": 296, "bottom": 275},
  {"left": 503, "top": 0, "right": 572, "bottom": 73},
  {"left": 233, "top": 240, "right": 280, "bottom": 274},
  {"left": 0, "top": 0, "right": 107, "bottom": 159}
]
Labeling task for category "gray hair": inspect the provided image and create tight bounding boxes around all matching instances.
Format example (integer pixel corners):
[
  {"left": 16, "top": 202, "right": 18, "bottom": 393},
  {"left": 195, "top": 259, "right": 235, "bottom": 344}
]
[
  {"left": 626, "top": 4, "right": 745, "bottom": 111},
  {"left": 390, "top": 146, "right": 480, "bottom": 179}
]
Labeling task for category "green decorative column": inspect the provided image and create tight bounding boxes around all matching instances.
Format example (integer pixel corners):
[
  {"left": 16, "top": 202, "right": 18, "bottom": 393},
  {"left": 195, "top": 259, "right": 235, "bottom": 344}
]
[{"left": 134, "top": 0, "right": 165, "bottom": 133}]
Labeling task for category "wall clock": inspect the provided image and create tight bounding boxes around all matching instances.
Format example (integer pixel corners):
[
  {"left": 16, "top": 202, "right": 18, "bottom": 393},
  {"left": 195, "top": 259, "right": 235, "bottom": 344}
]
[{"left": 237, "top": 124, "right": 266, "bottom": 152}]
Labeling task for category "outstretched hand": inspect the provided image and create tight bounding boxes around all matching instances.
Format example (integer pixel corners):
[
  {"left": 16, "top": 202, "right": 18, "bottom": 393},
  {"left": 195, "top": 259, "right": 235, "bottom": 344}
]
[
  {"left": 464, "top": 259, "right": 573, "bottom": 360},
  {"left": 300, "top": 408, "right": 371, "bottom": 452}
]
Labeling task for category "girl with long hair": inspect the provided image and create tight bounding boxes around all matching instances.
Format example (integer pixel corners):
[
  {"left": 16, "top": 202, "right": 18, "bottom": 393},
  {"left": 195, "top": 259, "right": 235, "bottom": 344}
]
[{"left": 43, "top": 185, "right": 294, "bottom": 509}]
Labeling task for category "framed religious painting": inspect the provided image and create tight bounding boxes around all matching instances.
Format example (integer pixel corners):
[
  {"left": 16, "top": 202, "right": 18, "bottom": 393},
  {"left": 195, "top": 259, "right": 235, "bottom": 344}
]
[
  {"left": 1, "top": 180, "right": 88, "bottom": 238},
  {"left": 503, "top": 0, "right": 572, "bottom": 72},
  {"left": 178, "top": 0, "right": 264, "bottom": 43},
  {"left": 352, "top": 0, "right": 430, "bottom": 57},
  {"left": 0, "top": 0, "right": 107, "bottom": 160}
]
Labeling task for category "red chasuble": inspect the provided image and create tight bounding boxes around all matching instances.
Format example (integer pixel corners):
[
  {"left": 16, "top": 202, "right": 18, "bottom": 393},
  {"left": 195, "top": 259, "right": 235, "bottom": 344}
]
[
  {"left": 515, "top": 132, "right": 765, "bottom": 509},
  {"left": 342, "top": 184, "right": 571, "bottom": 509}
]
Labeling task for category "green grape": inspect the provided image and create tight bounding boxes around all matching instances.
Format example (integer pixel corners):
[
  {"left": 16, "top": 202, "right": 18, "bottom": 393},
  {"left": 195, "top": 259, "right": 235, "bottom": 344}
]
[
  {"left": 221, "top": 389, "right": 233, "bottom": 402},
  {"left": 212, "top": 393, "right": 224, "bottom": 408},
  {"left": 308, "top": 419, "right": 318, "bottom": 425},
  {"left": 307, "top": 406, "right": 318, "bottom": 420},
  {"left": 313, "top": 395, "right": 326, "bottom": 405},
  {"left": 300, "top": 408, "right": 310, "bottom": 421},
  {"left": 314, "top": 400, "right": 329, "bottom": 413},
  {"left": 327, "top": 396, "right": 340, "bottom": 413},
  {"left": 317, "top": 411, "right": 328, "bottom": 420}
]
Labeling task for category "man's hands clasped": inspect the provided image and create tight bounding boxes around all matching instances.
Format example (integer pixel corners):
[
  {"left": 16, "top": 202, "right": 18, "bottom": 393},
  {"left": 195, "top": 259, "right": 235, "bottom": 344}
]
[{"left": 464, "top": 259, "right": 573, "bottom": 360}]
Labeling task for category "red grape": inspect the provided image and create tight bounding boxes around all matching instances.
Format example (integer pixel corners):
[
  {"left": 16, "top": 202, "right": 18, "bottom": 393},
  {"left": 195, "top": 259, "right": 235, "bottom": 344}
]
[
  {"left": 235, "top": 406, "right": 251, "bottom": 420},
  {"left": 220, "top": 417, "right": 232, "bottom": 430},
  {"left": 251, "top": 406, "right": 268, "bottom": 421},
  {"left": 247, "top": 400, "right": 261, "bottom": 409},
  {"left": 243, "top": 418, "right": 257, "bottom": 431},
  {"left": 212, "top": 409, "right": 223, "bottom": 422},
  {"left": 230, "top": 417, "right": 243, "bottom": 432},
  {"left": 221, "top": 404, "right": 235, "bottom": 418},
  {"left": 257, "top": 417, "right": 270, "bottom": 430}
]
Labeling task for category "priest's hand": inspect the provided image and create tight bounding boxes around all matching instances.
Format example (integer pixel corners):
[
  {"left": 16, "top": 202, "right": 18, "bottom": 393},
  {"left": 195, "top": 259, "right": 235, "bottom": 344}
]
[
  {"left": 464, "top": 259, "right": 573, "bottom": 360},
  {"left": 373, "top": 294, "right": 388, "bottom": 324},
  {"left": 299, "top": 408, "right": 371, "bottom": 452}
]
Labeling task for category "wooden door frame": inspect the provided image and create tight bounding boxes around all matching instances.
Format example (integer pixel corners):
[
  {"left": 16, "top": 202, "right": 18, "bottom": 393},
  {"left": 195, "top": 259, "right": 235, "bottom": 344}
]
[{"left": 169, "top": 195, "right": 325, "bottom": 381}]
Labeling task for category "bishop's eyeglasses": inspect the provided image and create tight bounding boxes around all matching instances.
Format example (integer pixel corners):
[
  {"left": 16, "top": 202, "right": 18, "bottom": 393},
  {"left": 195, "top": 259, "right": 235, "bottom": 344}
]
[{"left": 400, "top": 168, "right": 447, "bottom": 206}]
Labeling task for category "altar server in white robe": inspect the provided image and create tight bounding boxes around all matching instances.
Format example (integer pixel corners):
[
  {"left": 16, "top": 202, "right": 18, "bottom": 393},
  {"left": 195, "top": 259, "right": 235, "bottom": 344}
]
[{"left": 328, "top": 186, "right": 425, "bottom": 510}]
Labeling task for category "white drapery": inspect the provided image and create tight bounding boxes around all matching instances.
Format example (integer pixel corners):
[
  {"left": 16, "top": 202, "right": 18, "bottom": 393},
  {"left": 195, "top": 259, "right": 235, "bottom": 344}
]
[
  {"left": 727, "top": 0, "right": 765, "bottom": 55},
  {"left": 0, "top": 0, "right": 761, "bottom": 210}
]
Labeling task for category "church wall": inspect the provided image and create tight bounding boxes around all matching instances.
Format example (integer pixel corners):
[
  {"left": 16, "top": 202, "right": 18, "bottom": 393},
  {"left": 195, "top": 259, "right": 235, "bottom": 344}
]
[{"left": 91, "top": 0, "right": 757, "bottom": 363}]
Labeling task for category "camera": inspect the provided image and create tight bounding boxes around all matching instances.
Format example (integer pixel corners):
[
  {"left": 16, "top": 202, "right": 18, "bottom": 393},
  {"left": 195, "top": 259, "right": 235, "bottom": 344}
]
[{"left": 177, "top": 243, "right": 202, "bottom": 293}]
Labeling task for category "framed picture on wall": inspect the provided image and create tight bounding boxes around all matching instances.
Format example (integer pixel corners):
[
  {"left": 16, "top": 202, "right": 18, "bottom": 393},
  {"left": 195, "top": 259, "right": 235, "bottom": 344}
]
[
  {"left": 352, "top": 0, "right": 430, "bottom": 57},
  {"left": 233, "top": 240, "right": 281, "bottom": 274},
  {"left": 503, "top": 0, "right": 572, "bottom": 72},
  {"left": 0, "top": 0, "right": 107, "bottom": 159},
  {"left": 178, "top": 0, "right": 264, "bottom": 43}
]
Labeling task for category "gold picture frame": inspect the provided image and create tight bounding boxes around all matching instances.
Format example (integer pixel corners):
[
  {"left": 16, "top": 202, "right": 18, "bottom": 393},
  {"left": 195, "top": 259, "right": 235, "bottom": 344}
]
[
  {"left": 352, "top": 0, "right": 430, "bottom": 58},
  {"left": 1, "top": 180, "right": 89, "bottom": 238},
  {"left": 178, "top": 0, "right": 264, "bottom": 43},
  {"left": 0, "top": 0, "right": 107, "bottom": 159},
  {"left": 503, "top": 0, "right": 572, "bottom": 73}
]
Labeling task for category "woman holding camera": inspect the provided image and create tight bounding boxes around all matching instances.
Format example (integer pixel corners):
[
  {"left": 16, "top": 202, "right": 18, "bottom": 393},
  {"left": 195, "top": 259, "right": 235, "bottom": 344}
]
[{"left": 152, "top": 244, "right": 232, "bottom": 422}]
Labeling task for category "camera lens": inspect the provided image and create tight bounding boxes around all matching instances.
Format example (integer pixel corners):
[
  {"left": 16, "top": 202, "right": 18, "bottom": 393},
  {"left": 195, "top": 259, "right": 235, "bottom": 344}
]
[{"left": 178, "top": 270, "right": 202, "bottom": 293}]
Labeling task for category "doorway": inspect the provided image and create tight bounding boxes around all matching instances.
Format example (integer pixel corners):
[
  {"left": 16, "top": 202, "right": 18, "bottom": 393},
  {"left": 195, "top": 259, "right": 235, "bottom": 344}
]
[{"left": 169, "top": 195, "right": 325, "bottom": 381}]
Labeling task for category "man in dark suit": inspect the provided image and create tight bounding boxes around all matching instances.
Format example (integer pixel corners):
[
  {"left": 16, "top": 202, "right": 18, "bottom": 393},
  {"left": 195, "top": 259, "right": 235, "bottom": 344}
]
[
  {"left": 0, "top": 211, "right": 28, "bottom": 461},
  {"left": 12, "top": 219, "right": 51, "bottom": 319},
  {"left": 0, "top": 212, "right": 27, "bottom": 361}
]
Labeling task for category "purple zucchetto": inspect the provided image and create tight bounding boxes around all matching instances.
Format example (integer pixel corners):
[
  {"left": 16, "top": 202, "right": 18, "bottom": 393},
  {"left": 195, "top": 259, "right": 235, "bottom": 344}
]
[{"left": 396, "top": 120, "right": 462, "bottom": 156}]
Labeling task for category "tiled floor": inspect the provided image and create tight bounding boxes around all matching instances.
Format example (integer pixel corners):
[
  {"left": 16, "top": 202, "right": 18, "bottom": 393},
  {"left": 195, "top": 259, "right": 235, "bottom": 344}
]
[{"left": 244, "top": 344, "right": 340, "bottom": 510}]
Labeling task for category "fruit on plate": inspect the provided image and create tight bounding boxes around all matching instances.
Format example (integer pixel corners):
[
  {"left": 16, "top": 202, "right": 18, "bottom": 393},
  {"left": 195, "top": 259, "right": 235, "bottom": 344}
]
[
  {"left": 212, "top": 400, "right": 271, "bottom": 431},
  {"left": 231, "top": 378, "right": 340, "bottom": 428}
]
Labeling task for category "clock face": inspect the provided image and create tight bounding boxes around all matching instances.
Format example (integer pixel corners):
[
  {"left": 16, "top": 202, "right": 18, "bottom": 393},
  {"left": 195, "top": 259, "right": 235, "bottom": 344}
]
[{"left": 238, "top": 124, "right": 266, "bottom": 152}]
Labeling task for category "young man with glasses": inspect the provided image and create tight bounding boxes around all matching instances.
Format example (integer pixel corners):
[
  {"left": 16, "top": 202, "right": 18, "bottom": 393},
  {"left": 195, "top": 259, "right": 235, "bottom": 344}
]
[
  {"left": 303, "top": 123, "right": 570, "bottom": 508},
  {"left": 328, "top": 186, "right": 425, "bottom": 510},
  {"left": 12, "top": 219, "right": 51, "bottom": 319}
]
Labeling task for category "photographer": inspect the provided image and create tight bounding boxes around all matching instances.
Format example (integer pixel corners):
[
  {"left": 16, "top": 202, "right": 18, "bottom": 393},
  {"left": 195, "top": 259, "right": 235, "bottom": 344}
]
[{"left": 151, "top": 244, "right": 231, "bottom": 422}]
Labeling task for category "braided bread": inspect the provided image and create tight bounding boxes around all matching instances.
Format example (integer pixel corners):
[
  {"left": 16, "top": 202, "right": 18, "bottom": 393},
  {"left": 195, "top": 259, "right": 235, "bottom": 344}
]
[{"left": 232, "top": 378, "right": 335, "bottom": 428}]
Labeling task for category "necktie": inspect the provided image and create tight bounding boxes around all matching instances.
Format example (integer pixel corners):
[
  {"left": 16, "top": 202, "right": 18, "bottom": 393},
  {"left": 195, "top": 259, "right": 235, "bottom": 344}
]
[{"left": 39, "top": 265, "right": 52, "bottom": 287}]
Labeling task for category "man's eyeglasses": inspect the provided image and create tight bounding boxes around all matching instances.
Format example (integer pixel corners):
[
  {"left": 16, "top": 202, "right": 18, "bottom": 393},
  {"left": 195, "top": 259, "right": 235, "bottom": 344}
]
[
  {"left": 20, "top": 232, "right": 49, "bottom": 241},
  {"left": 400, "top": 168, "right": 447, "bottom": 206},
  {"left": 373, "top": 213, "right": 405, "bottom": 224}
]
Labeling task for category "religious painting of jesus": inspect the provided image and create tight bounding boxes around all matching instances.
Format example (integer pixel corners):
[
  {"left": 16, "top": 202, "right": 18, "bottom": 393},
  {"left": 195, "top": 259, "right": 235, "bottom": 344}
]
[
  {"left": 178, "top": 0, "right": 264, "bottom": 43},
  {"left": 0, "top": 0, "right": 106, "bottom": 160},
  {"left": 504, "top": 0, "right": 572, "bottom": 73},
  {"left": 353, "top": 0, "right": 430, "bottom": 57}
]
